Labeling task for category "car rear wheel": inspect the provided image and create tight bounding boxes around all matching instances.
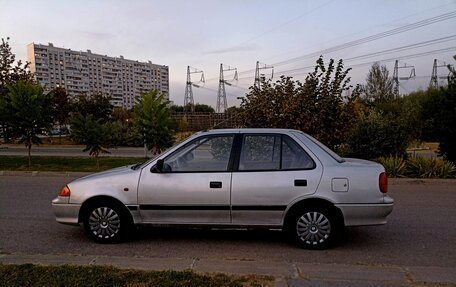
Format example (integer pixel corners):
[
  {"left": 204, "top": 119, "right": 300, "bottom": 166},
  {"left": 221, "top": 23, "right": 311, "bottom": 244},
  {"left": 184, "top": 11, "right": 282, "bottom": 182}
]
[
  {"left": 83, "top": 202, "right": 129, "bottom": 243},
  {"left": 293, "top": 207, "right": 338, "bottom": 249}
]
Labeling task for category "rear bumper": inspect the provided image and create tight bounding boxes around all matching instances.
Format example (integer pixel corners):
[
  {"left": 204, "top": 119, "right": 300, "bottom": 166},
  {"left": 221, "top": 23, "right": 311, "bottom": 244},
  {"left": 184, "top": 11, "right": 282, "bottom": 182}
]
[
  {"left": 52, "top": 197, "right": 81, "bottom": 226},
  {"left": 336, "top": 197, "right": 394, "bottom": 226}
]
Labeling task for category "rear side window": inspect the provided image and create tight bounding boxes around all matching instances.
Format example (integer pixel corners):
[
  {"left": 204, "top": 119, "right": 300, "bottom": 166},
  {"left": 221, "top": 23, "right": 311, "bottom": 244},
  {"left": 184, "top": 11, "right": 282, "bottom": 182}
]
[{"left": 239, "top": 134, "right": 315, "bottom": 171}]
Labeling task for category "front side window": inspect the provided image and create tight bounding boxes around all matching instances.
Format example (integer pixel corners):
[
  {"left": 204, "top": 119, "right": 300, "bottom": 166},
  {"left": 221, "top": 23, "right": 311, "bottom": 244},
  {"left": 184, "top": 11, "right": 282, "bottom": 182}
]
[
  {"left": 164, "top": 135, "right": 234, "bottom": 172},
  {"left": 239, "top": 134, "right": 315, "bottom": 171}
]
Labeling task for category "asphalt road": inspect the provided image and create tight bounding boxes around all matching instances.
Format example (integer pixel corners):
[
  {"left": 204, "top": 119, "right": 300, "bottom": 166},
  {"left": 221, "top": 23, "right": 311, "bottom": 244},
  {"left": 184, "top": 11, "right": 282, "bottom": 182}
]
[{"left": 0, "top": 175, "right": 455, "bottom": 270}]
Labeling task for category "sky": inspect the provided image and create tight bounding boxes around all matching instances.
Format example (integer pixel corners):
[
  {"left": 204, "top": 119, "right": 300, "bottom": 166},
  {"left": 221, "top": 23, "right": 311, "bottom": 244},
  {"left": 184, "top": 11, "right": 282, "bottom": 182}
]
[{"left": 1, "top": 0, "right": 455, "bottom": 108}]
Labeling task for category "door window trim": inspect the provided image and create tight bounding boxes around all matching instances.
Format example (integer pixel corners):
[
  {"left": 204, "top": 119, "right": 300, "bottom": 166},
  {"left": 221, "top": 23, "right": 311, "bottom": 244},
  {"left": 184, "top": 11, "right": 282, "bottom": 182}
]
[
  {"left": 234, "top": 133, "right": 316, "bottom": 172},
  {"left": 151, "top": 134, "right": 237, "bottom": 173}
]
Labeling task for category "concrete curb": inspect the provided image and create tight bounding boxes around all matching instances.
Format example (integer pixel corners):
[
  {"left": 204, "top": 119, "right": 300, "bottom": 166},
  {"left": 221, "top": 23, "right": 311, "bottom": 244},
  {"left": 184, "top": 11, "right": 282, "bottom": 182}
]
[
  {"left": 389, "top": 178, "right": 456, "bottom": 185},
  {"left": 0, "top": 253, "right": 454, "bottom": 286}
]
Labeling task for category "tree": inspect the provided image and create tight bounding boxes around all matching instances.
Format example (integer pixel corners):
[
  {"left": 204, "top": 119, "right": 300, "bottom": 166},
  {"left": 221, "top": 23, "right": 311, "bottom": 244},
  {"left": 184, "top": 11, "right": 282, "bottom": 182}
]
[
  {"left": 363, "top": 62, "right": 395, "bottom": 105},
  {"left": 0, "top": 37, "right": 34, "bottom": 143},
  {"left": 345, "top": 110, "right": 411, "bottom": 159},
  {"left": 49, "top": 87, "right": 72, "bottom": 143},
  {"left": 70, "top": 114, "right": 111, "bottom": 169},
  {"left": 421, "top": 56, "right": 456, "bottom": 161},
  {"left": 170, "top": 105, "right": 184, "bottom": 113},
  {"left": 134, "top": 90, "right": 174, "bottom": 156},
  {"left": 299, "top": 57, "right": 359, "bottom": 148},
  {"left": 0, "top": 37, "right": 34, "bottom": 95},
  {"left": 194, "top": 103, "right": 215, "bottom": 113},
  {"left": 241, "top": 75, "right": 296, "bottom": 129},
  {"left": 112, "top": 106, "right": 132, "bottom": 122},
  {"left": 72, "top": 92, "right": 113, "bottom": 122},
  {"left": 1, "top": 81, "right": 54, "bottom": 168},
  {"left": 170, "top": 103, "right": 215, "bottom": 114},
  {"left": 241, "top": 56, "right": 359, "bottom": 149}
]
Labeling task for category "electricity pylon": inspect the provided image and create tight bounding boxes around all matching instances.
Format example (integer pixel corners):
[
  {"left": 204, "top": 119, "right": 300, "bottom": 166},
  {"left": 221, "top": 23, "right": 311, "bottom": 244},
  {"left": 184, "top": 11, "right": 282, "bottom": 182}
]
[
  {"left": 393, "top": 60, "right": 415, "bottom": 98},
  {"left": 184, "top": 66, "right": 205, "bottom": 113},
  {"left": 254, "top": 61, "right": 274, "bottom": 89},
  {"left": 429, "top": 59, "right": 448, "bottom": 88},
  {"left": 216, "top": 64, "right": 238, "bottom": 113}
]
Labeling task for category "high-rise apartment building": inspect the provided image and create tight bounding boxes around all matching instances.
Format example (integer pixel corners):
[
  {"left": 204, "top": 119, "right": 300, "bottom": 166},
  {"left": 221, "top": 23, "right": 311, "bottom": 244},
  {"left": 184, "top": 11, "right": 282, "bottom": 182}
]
[{"left": 27, "top": 43, "right": 169, "bottom": 109}]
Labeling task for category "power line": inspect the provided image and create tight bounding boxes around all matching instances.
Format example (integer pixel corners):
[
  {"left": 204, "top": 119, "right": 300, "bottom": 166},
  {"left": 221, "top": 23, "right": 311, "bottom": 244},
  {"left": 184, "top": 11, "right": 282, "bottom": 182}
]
[
  {"left": 272, "top": 11, "right": 456, "bottom": 67},
  {"left": 283, "top": 47, "right": 456, "bottom": 78},
  {"left": 235, "top": 0, "right": 336, "bottom": 48},
  {"left": 204, "top": 11, "right": 456, "bottom": 83},
  {"left": 260, "top": 2, "right": 455, "bottom": 64},
  {"left": 213, "top": 47, "right": 455, "bottom": 99},
  {"left": 265, "top": 36, "right": 456, "bottom": 77}
]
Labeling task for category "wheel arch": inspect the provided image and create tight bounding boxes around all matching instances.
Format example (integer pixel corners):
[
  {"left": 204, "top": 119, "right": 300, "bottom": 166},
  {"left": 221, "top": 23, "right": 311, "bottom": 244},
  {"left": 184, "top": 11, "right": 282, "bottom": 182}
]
[
  {"left": 283, "top": 197, "right": 344, "bottom": 230},
  {"left": 78, "top": 195, "right": 133, "bottom": 224}
]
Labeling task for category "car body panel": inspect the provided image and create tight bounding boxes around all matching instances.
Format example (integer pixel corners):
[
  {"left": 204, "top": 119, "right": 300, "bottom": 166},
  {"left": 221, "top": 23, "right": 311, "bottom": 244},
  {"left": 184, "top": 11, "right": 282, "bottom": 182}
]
[
  {"left": 66, "top": 165, "right": 141, "bottom": 205},
  {"left": 52, "top": 128, "right": 393, "bottom": 233},
  {"left": 231, "top": 168, "right": 323, "bottom": 225},
  {"left": 138, "top": 171, "right": 232, "bottom": 223}
]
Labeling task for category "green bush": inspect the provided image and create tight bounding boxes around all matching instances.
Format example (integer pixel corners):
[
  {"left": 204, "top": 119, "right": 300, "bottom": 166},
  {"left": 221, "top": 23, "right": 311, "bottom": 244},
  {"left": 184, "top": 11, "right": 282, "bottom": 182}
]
[
  {"left": 377, "top": 156, "right": 456, "bottom": 178},
  {"left": 406, "top": 157, "right": 456, "bottom": 178},
  {"left": 377, "top": 156, "right": 406, "bottom": 177},
  {"left": 345, "top": 110, "right": 411, "bottom": 160}
]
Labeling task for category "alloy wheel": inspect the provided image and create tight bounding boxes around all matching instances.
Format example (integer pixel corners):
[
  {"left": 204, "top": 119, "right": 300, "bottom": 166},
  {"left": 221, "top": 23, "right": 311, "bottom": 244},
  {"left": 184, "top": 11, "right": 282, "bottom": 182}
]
[{"left": 296, "top": 211, "right": 331, "bottom": 246}]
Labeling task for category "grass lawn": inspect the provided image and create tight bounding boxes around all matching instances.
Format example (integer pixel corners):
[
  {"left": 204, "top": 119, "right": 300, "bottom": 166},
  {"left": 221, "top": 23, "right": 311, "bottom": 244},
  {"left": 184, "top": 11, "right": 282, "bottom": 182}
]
[
  {"left": 0, "top": 156, "right": 147, "bottom": 172},
  {"left": 0, "top": 264, "right": 272, "bottom": 287}
]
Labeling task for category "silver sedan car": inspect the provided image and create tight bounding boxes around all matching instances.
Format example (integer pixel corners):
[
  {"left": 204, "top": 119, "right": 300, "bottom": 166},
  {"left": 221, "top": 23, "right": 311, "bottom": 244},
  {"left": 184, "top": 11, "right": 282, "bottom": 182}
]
[{"left": 52, "top": 129, "right": 393, "bottom": 249}]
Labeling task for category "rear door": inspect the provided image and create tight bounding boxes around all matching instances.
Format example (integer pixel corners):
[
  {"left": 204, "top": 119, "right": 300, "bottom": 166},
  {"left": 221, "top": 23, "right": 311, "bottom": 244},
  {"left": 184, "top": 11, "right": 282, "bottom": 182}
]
[{"left": 230, "top": 133, "right": 323, "bottom": 225}]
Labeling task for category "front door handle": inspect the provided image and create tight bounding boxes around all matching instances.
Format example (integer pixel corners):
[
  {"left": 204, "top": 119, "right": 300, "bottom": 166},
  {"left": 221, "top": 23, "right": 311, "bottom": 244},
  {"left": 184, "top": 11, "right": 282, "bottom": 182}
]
[{"left": 210, "top": 181, "right": 222, "bottom": 188}]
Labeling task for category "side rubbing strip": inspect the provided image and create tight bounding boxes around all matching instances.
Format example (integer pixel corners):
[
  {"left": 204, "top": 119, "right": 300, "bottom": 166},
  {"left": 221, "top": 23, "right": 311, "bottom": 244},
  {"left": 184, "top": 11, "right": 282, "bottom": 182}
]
[
  {"left": 140, "top": 205, "right": 230, "bottom": 211},
  {"left": 138, "top": 205, "right": 287, "bottom": 211},
  {"left": 232, "top": 205, "right": 287, "bottom": 211}
]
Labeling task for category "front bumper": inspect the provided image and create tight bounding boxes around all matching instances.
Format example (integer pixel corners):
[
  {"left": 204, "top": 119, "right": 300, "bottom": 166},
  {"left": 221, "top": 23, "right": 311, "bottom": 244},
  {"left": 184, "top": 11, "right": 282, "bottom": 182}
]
[
  {"left": 336, "top": 196, "right": 394, "bottom": 226},
  {"left": 52, "top": 197, "right": 81, "bottom": 226}
]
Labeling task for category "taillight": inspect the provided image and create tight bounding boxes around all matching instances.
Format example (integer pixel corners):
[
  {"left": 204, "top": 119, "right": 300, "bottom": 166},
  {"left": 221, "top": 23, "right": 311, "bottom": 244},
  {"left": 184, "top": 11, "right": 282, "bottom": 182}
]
[
  {"left": 59, "top": 185, "right": 71, "bottom": 197},
  {"left": 379, "top": 172, "right": 388, "bottom": 193}
]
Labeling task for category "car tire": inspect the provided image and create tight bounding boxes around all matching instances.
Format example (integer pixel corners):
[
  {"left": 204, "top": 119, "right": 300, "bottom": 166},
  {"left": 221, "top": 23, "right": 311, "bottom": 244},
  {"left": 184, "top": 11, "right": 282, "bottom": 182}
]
[
  {"left": 292, "top": 207, "right": 339, "bottom": 249},
  {"left": 83, "top": 201, "right": 130, "bottom": 244}
]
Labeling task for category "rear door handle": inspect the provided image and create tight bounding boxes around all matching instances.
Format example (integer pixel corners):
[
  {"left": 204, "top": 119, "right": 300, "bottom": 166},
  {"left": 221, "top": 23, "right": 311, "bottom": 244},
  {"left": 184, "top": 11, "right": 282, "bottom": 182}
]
[
  {"left": 210, "top": 181, "right": 222, "bottom": 188},
  {"left": 294, "top": 179, "right": 307, "bottom": 187}
]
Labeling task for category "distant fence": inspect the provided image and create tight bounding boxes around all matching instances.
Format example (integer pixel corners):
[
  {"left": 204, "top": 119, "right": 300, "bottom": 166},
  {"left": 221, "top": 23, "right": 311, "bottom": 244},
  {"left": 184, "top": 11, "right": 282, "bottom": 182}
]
[{"left": 171, "top": 112, "right": 243, "bottom": 131}]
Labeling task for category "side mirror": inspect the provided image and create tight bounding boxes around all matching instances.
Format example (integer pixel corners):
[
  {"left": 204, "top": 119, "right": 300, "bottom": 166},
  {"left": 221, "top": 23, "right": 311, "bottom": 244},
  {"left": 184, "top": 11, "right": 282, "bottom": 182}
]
[
  {"left": 156, "top": 159, "right": 164, "bottom": 171},
  {"left": 152, "top": 159, "right": 164, "bottom": 173}
]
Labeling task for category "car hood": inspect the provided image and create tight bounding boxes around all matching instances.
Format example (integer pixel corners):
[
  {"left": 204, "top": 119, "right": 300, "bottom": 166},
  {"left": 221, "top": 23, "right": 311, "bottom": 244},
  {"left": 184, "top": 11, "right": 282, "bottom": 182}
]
[
  {"left": 72, "top": 165, "right": 138, "bottom": 183},
  {"left": 67, "top": 164, "right": 142, "bottom": 204}
]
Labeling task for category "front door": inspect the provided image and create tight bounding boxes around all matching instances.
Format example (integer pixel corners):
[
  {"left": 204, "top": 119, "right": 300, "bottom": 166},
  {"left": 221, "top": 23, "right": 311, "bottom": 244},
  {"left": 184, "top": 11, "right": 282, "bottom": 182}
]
[{"left": 138, "top": 134, "right": 235, "bottom": 224}]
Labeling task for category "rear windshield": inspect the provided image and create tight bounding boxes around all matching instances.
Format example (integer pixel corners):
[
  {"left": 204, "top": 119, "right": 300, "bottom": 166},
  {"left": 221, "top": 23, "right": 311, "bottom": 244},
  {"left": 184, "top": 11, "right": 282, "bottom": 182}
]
[{"left": 298, "top": 132, "right": 345, "bottom": 163}]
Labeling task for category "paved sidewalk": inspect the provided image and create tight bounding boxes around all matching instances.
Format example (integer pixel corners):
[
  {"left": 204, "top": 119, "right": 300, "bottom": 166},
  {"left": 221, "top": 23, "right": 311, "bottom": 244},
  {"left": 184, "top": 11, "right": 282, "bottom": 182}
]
[{"left": 1, "top": 253, "right": 454, "bottom": 286}]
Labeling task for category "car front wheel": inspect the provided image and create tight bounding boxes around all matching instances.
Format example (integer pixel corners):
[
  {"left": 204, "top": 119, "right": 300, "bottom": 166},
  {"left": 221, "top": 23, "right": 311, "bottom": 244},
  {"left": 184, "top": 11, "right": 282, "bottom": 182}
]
[
  {"left": 293, "top": 207, "right": 338, "bottom": 249},
  {"left": 83, "top": 202, "right": 127, "bottom": 243}
]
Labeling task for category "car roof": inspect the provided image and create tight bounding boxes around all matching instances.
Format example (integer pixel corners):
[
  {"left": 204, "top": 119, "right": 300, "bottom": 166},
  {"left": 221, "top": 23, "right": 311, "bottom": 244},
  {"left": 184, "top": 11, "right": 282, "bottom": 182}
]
[{"left": 200, "top": 128, "right": 302, "bottom": 135}]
